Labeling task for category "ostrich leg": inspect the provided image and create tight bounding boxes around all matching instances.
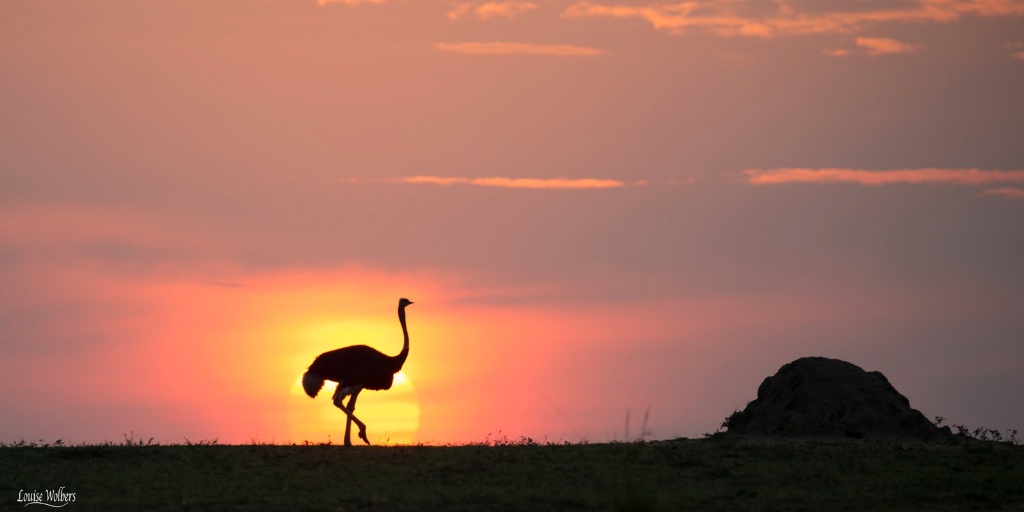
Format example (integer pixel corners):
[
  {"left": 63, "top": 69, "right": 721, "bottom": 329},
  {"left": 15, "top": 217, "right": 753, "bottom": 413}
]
[
  {"left": 333, "top": 387, "right": 368, "bottom": 446},
  {"left": 346, "top": 390, "right": 369, "bottom": 445}
]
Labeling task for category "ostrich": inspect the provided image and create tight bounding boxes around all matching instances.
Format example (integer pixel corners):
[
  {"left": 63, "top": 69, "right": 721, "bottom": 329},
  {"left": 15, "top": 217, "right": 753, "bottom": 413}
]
[{"left": 301, "top": 298, "right": 413, "bottom": 446}]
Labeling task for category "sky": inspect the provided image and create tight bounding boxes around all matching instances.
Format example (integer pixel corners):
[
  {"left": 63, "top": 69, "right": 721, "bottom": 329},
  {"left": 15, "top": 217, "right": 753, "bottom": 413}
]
[{"left": 1, "top": 0, "right": 1023, "bottom": 445}]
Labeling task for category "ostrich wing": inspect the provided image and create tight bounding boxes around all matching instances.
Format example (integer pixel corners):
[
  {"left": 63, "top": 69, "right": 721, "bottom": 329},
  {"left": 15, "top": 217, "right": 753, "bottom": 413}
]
[{"left": 308, "top": 345, "right": 397, "bottom": 391}]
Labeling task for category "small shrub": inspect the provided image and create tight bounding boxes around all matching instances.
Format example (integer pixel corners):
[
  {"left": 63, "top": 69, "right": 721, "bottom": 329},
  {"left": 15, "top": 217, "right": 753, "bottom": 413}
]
[
  {"left": 703, "top": 409, "right": 742, "bottom": 439},
  {"left": 945, "top": 422, "right": 1020, "bottom": 445},
  {"left": 122, "top": 432, "right": 155, "bottom": 446},
  {"left": 183, "top": 437, "right": 219, "bottom": 446}
]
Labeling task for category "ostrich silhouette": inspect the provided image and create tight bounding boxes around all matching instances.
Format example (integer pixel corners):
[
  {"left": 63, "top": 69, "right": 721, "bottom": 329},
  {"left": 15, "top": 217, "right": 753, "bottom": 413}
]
[{"left": 301, "top": 298, "right": 413, "bottom": 446}]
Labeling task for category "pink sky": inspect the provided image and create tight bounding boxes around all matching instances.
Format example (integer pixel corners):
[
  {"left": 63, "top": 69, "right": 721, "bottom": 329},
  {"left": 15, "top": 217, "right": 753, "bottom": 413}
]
[{"left": 2, "top": 0, "right": 1023, "bottom": 444}]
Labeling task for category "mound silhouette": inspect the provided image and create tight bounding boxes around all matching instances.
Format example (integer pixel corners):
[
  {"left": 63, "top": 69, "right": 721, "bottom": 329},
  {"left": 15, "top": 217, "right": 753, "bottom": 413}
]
[{"left": 724, "top": 357, "right": 950, "bottom": 439}]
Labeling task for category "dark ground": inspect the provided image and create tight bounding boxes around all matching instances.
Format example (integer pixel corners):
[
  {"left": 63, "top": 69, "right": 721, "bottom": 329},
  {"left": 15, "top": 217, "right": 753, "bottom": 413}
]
[{"left": 3, "top": 437, "right": 1023, "bottom": 511}]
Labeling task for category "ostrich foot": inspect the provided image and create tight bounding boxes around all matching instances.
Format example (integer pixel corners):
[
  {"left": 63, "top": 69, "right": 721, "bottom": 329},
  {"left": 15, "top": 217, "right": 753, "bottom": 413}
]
[{"left": 358, "top": 428, "right": 370, "bottom": 446}]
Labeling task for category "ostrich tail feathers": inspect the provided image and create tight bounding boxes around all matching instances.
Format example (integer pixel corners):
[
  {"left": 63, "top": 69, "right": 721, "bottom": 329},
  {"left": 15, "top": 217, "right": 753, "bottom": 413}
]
[{"left": 302, "top": 371, "right": 325, "bottom": 398}]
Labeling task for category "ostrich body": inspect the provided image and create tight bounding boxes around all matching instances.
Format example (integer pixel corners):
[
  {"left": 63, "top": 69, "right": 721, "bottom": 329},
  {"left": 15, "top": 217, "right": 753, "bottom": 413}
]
[{"left": 302, "top": 298, "right": 413, "bottom": 446}]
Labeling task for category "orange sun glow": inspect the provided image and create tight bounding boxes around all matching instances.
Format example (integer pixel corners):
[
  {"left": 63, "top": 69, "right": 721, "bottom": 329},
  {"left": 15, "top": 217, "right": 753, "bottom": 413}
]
[{"left": 285, "top": 319, "right": 421, "bottom": 445}]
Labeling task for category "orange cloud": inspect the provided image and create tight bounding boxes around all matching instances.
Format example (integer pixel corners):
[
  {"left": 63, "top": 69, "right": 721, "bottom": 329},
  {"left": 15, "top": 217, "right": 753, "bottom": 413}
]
[
  {"left": 562, "top": 2, "right": 764, "bottom": 36},
  {"left": 562, "top": 2, "right": 687, "bottom": 34},
  {"left": 855, "top": 37, "right": 923, "bottom": 55},
  {"left": 482, "top": 1, "right": 538, "bottom": 19},
  {"left": 435, "top": 42, "right": 602, "bottom": 56},
  {"left": 317, "top": 0, "right": 386, "bottom": 5},
  {"left": 449, "top": 1, "right": 538, "bottom": 20},
  {"left": 978, "top": 187, "right": 1024, "bottom": 200},
  {"left": 744, "top": 168, "right": 1024, "bottom": 186},
  {"left": 480, "top": 1, "right": 536, "bottom": 19},
  {"left": 394, "top": 176, "right": 627, "bottom": 189},
  {"left": 562, "top": 0, "right": 1024, "bottom": 38},
  {"left": 1009, "top": 41, "right": 1024, "bottom": 60},
  {"left": 447, "top": 3, "right": 473, "bottom": 19},
  {"left": 959, "top": 0, "right": 1024, "bottom": 16}
]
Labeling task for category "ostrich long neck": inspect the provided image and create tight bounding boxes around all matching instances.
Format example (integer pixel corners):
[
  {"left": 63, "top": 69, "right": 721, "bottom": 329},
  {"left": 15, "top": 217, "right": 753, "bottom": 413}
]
[{"left": 390, "top": 305, "right": 409, "bottom": 372}]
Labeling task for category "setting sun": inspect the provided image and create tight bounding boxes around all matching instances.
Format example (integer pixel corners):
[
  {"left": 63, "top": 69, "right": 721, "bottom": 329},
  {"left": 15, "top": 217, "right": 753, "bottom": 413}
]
[
  {"left": 284, "top": 316, "right": 422, "bottom": 445},
  {"left": 287, "top": 371, "right": 420, "bottom": 445}
]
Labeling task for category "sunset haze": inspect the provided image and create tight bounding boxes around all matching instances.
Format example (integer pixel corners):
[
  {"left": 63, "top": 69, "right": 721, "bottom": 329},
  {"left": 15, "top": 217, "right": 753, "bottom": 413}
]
[{"left": 2, "top": 0, "right": 1023, "bottom": 445}]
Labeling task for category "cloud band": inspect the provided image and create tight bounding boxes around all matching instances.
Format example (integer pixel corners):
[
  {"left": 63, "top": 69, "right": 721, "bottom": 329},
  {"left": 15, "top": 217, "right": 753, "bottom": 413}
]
[
  {"left": 435, "top": 42, "right": 601, "bottom": 56},
  {"left": 744, "top": 168, "right": 1024, "bottom": 186},
  {"left": 393, "top": 176, "right": 627, "bottom": 189}
]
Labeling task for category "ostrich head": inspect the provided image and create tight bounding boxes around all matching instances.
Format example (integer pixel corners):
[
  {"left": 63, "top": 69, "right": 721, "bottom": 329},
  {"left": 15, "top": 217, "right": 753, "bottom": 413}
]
[{"left": 399, "top": 298, "right": 414, "bottom": 308}]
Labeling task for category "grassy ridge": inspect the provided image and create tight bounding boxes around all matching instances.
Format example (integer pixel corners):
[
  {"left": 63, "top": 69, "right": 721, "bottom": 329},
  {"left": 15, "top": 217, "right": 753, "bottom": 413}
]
[{"left": 3, "top": 438, "right": 1023, "bottom": 511}]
